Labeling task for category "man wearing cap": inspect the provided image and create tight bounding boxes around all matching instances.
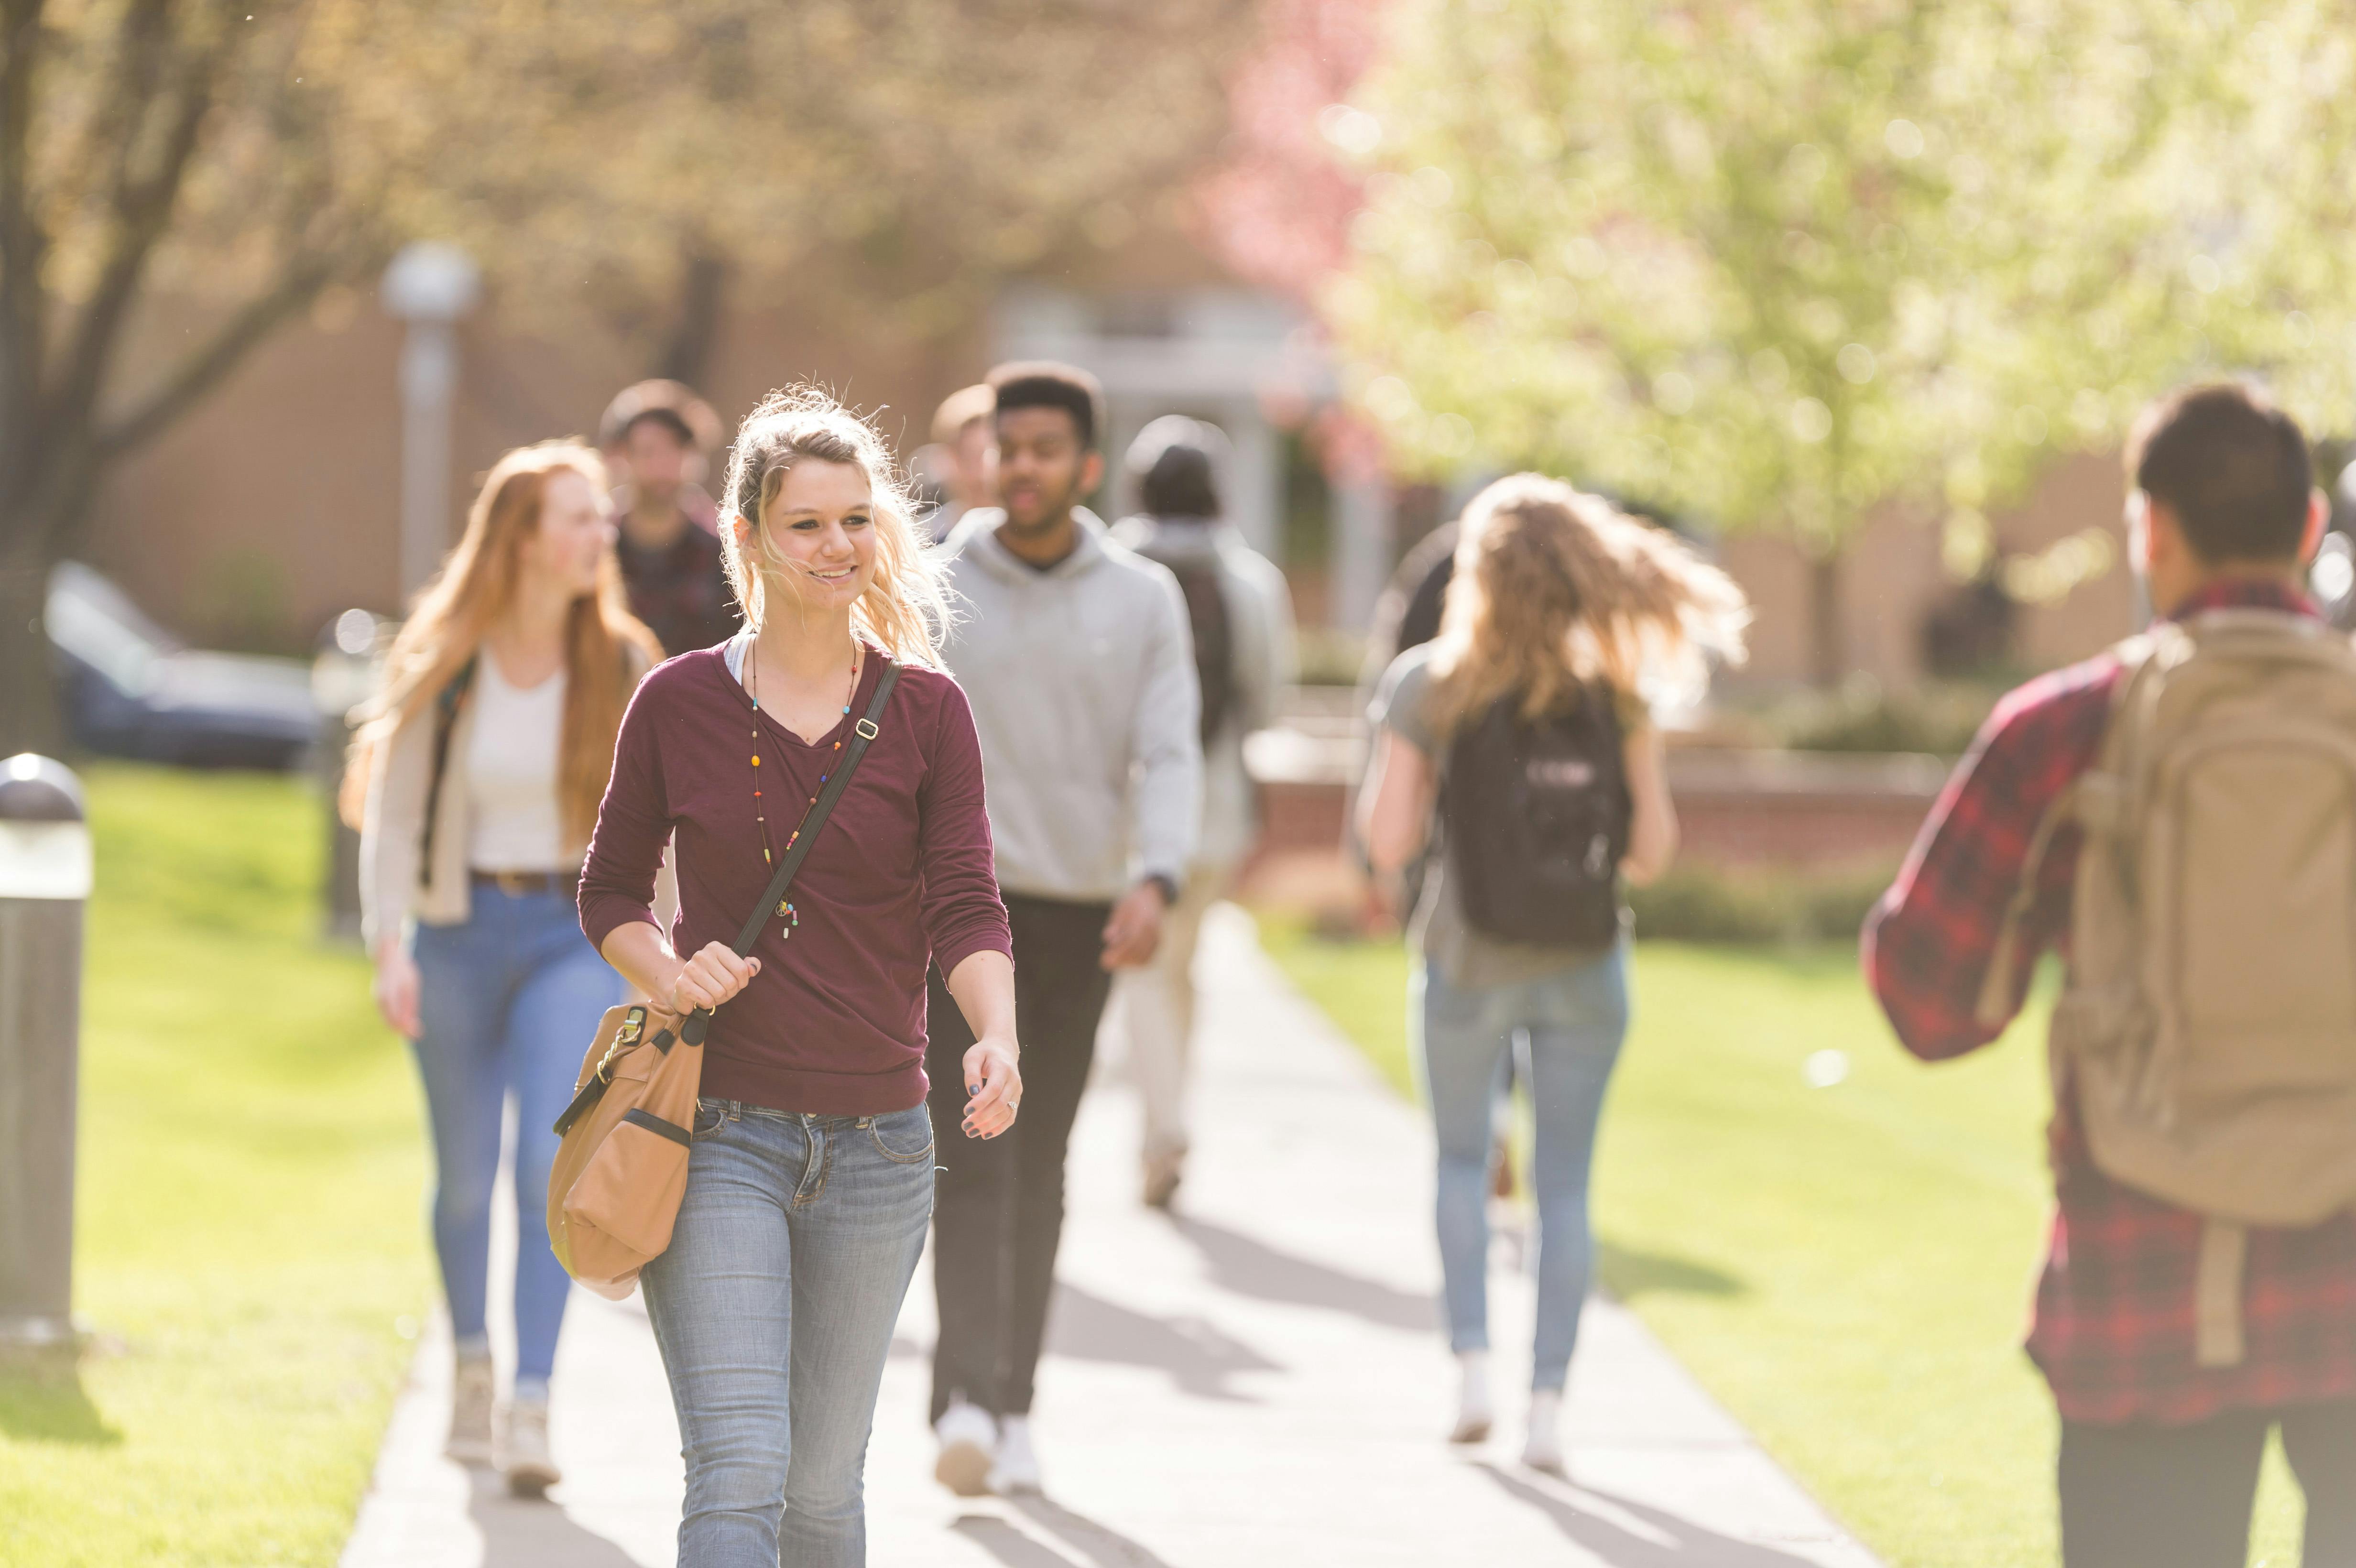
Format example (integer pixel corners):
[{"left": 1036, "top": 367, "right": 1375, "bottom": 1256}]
[{"left": 598, "top": 379, "right": 735, "bottom": 658}]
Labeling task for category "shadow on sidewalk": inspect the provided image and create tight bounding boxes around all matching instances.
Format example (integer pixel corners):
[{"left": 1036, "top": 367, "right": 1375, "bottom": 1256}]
[
  {"left": 467, "top": 1469, "right": 642, "bottom": 1567},
  {"left": 955, "top": 1495, "right": 1179, "bottom": 1568},
  {"left": 1168, "top": 1214, "right": 1436, "bottom": 1334},
  {"left": 1477, "top": 1462, "right": 1826, "bottom": 1566},
  {"left": 1047, "top": 1282, "right": 1280, "bottom": 1401},
  {"left": 1597, "top": 1240, "right": 1747, "bottom": 1302}
]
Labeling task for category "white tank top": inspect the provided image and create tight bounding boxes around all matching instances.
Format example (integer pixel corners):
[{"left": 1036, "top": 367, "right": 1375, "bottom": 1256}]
[{"left": 465, "top": 653, "right": 568, "bottom": 871}]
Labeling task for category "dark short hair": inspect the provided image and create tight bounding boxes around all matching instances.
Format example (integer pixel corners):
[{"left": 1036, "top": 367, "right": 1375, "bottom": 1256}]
[
  {"left": 2128, "top": 382, "right": 2312, "bottom": 563},
  {"left": 598, "top": 380, "right": 721, "bottom": 453},
  {"left": 987, "top": 361, "right": 1104, "bottom": 452}
]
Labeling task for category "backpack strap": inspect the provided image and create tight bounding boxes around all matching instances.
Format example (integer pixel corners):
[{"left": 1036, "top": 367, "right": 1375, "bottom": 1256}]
[
  {"left": 1973, "top": 778, "right": 2081, "bottom": 1031},
  {"left": 2195, "top": 1217, "right": 2249, "bottom": 1368},
  {"left": 1969, "top": 631, "right": 2174, "bottom": 1032},
  {"left": 415, "top": 658, "right": 478, "bottom": 887}
]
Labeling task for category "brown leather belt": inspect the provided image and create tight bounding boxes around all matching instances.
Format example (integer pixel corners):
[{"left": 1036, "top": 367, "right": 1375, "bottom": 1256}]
[{"left": 470, "top": 869, "right": 580, "bottom": 898}]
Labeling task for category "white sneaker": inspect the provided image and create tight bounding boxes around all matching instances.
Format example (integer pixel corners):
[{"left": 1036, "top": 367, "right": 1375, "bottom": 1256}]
[
  {"left": 498, "top": 1397, "right": 562, "bottom": 1498},
  {"left": 1448, "top": 1350, "right": 1493, "bottom": 1445},
  {"left": 1522, "top": 1388, "right": 1565, "bottom": 1476},
  {"left": 446, "top": 1352, "right": 495, "bottom": 1464},
  {"left": 989, "top": 1414, "right": 1042, "bottom": 1494},
  {"left": 933, "top": 1398, "right": 997, "bottom": 1497}
]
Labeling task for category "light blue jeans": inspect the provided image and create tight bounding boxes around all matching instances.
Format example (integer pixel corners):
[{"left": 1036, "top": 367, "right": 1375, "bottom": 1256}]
[
  {"left": 411, "top": 884, "right": 621, "bottom": 1394},
  {"left": 1414, "top": 941, "right": 1629, "bottom": 1393},
  {"left": 643, "top": 1098, "right": 935, "bottom": 1568}
]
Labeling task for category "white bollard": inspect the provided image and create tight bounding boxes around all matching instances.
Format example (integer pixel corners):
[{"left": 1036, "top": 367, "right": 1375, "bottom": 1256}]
[{"left": 0, "top": 754, "right": 90, "bottom": 1350}]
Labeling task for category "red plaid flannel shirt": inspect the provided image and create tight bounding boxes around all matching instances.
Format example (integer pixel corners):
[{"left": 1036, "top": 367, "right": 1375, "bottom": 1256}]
[{"left": 1864, "top": 577, "right": 2356, "bottom": 1426}]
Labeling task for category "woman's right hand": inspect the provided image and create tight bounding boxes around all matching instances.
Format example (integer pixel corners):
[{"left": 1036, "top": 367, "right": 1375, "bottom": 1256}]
[
  {"left": 372, "top": 944, "right": 422, "bottom": 1039},
  {"left": 667, "top": 941, "right": 761, "bottom": 1015}
]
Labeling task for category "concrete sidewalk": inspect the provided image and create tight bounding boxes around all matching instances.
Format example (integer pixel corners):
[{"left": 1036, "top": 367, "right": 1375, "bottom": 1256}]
[{"left": 343, "top": 906, "right": 1882, "bottom": 1567}]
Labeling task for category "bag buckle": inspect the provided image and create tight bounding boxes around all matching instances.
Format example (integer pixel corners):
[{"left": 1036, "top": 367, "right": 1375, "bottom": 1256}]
[
  {"left": 854, "top": 718, "right": 879, "bottom": 740},
  {"left": 596, "top": 1007, "right": 645, "bottom": 1084}
]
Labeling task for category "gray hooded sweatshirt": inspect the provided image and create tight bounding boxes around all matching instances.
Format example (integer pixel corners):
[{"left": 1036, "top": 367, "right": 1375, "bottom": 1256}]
[{"left": 937, "top": 508, "right": 1202, "bottom": 902}]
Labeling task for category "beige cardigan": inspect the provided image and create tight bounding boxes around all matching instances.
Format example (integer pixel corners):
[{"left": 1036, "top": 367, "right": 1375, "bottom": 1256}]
[{"left": 360, "top": 648, "right": 653, "bottom": 951}]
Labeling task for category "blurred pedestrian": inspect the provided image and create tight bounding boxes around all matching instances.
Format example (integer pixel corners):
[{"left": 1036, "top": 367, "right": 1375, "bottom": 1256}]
[
  {"left": 347, "top": 441, "right": 662, "bottom": 1495},
  {"left": 917, "top": 383, "right": 995, "bottom": 543},
  {"left": 600, "top": 378, "right": 737, "bottom": 657},
  {"left": 927, "top": 361, "right": 1202, "bottom": 1496},
  {"left": 1109, "top": 415, "right": 1296, "bottom": 1209},
  {"left": 1357, "top": 476, "right": 1746, "bottom": 1473},
  {"left": 1867, "top": 382, "right": 2356, "bottom": 1568},
  {"left": 578, "top": 387, "right": 1021, "bottom": 1565}
]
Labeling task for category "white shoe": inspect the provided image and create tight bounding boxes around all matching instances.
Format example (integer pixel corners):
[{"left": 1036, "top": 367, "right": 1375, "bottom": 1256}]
[
  {"left": 1522, "top": 1388, "right": 1565, "bottom": 1476},
  {"left": 497, "top": 1398, "right": 562, "bottom": 1498},
  {"left": 989, "top": 1414, "right": 1042, "bottom": 1494},
  {"left": 933, "top": 1398, "right": 997, "bottom": 1497},
  {"left": 446, "top": 1352, "right": 495, "bottom": 1464},
  {"left": 1448, "top": 1350, "right": 1493, "bottom": 1445}
]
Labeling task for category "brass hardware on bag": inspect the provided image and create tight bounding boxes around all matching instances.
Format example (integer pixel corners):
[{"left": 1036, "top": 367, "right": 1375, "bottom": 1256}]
[
  {"left": 594, "top": 1008, "right": 647, "bottom": 1085},
  {"left": 855, "top": 718, "right": 879, "bottom": 740}
]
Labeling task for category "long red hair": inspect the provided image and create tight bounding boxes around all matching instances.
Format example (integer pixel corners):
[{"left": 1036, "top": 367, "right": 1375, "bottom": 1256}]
[{"left": 340, "top": 442, "right": 661, "bottom": 849}]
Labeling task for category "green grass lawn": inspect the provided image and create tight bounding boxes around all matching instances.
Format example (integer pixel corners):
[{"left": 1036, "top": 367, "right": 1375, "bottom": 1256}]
[
  {"left": 1255, "top": 917, "right": 2304, "bottom": 1568},
  {"left": 0, "top": 766, "right": 425, "bottom": 1568}
]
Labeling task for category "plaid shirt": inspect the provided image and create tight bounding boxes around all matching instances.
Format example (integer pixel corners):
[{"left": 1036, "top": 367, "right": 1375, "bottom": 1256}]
[{"left": 1864, "top": 577, "right": 2356, "bottom": 1425}]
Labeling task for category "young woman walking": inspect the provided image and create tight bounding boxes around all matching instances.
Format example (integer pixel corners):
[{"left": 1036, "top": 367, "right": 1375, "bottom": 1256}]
[
  {"left": 1357, "top": 475, "right": 1747, "bottom": 1473},
  {"left": 577, "top": 388, "right": 1020, "bottom": 1567},
  {"left": 351, "top": 441, "right": 662, "bottom": 1494}
]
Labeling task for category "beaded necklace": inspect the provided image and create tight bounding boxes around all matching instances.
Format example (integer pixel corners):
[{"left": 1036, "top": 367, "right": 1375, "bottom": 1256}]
[{"left": 746, "top": 636, "right": 862, "bottom": 936}]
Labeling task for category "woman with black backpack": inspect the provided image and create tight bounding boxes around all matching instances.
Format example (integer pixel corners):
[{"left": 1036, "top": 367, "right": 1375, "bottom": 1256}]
[{"left": 1357, "top": 474, "right": 1747, "bottom": 1472}]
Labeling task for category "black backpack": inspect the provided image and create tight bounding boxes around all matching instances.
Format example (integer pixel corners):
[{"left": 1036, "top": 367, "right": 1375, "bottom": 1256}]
[
  {"left": 1163, "top": 558, "right": 1237, "bottom": 746},
  {"left": 1441, "top": 686, "right": 1631, "bottom": 947}
]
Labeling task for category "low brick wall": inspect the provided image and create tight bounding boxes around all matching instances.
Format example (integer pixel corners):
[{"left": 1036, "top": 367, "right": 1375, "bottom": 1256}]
[{"left": 1237, "top": 731, "right": 1945, "bottom": 904}]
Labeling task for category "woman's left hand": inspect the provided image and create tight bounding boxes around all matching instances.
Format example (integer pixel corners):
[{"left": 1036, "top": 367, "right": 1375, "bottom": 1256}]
[{"left": 960, "top": 1035, "right": 1022, "bottom": 1140}]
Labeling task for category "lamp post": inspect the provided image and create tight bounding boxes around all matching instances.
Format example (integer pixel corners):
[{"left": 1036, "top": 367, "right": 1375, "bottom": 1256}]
[
  {"left": 381, "top": 243, "right": 481, "bottom": 600},
  {"left": 0, "top": 754, "right": 91, "bottom": 1350}
]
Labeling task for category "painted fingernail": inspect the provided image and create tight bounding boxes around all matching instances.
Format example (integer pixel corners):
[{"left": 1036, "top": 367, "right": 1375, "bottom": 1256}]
[{"left": 968, "top": 1084, "right": 982, "bottom": 1096}]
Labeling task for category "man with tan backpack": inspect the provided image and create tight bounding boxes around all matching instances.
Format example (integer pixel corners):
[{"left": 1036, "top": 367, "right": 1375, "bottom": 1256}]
[{"left": 1868, "top": 382, "right": 2356, "bottom": 1568}]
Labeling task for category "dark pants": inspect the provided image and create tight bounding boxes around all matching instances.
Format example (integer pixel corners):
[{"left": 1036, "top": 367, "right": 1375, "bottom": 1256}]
[
  {"left": 926, "top": 893, "right": 1114, "bottom": 1422},
  {"left": 2060, "top": 1400, "right": 2356, "bottom": 1568}
]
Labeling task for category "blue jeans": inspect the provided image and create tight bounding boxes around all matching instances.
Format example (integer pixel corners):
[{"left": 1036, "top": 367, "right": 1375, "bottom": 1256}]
[
  {"left": 411, "top": 885, "right": 621, "bottom": 1393},
  {"left": 1415, "top": 943, "right": 1629, "bottom": 1392},
  {"left": 644, "top": 1098, "right": 935, "bottom": 1568}
]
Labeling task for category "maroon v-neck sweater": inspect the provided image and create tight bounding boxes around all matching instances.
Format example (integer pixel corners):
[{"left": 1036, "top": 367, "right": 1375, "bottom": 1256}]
[{"left": 578, "top": 645, "right": 1011, "bottom": 1115}]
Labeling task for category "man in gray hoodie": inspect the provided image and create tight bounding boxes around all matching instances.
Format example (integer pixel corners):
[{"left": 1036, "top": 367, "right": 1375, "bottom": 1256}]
[{"left": 923, "top": 361, "right": 1203, "bottom": 1497}]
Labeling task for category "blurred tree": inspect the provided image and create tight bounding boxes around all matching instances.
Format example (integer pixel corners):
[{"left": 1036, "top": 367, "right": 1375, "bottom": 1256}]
[
  {"left": 1322, "top": 0, "right": 2356, "bottom": 682},
  {"left": 0, "top": 0, "right": 1246, "bottom": 753}
]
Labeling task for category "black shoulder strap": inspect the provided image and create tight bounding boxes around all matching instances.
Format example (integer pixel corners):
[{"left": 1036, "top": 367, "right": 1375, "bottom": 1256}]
[
  {"left": 416, "top": 658, "right": 478, "bottom": 885},
  {"left": 679, "top": 659, "right": 903, "bottom": 1046}
]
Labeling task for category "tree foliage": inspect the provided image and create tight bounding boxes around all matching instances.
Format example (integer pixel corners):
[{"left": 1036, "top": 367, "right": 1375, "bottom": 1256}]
[
  {"left": 0, "top": 0, "right": 1244, "bottom": 751},
  {"left": 1325, "top": 0, "right": 2356, "bottom": 671}
]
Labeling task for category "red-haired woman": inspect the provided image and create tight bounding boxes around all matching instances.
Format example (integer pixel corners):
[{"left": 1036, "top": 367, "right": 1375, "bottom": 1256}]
[{"left": 349, "top": 442, "right": 661, "bottom": 1495}]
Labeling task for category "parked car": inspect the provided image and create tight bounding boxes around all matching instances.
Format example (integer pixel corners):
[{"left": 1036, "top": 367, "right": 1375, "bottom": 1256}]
[{"left": 48, "top": 562, "right": 317, "bottom": 770}]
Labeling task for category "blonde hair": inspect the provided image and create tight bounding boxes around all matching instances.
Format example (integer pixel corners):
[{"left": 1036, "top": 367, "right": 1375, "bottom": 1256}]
[
  {"left": 339, "top": 442, "right": 662, "bottom": 848},
  {"left": 1428, "top": 474, "right": 1749, "bottom": 736},
  {"left": 717, "top": 386, "right": 950, "bottom": 664}
]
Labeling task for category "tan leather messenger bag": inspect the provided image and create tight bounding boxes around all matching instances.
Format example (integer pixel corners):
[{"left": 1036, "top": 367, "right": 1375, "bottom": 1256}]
[{"left": 546, "top": 663, "right": 901, "bottom": 1299}]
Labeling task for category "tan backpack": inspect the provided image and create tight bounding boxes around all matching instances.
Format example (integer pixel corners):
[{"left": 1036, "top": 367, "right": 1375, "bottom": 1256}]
[{"left": 1978, "top": 609, "right": 2356, "bottom": 1366}]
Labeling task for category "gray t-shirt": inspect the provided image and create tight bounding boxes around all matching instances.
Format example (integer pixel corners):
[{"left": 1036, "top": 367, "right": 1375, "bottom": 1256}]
[{"left": 1370, "top": 644, "right": 1627, "bottom": 988}]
